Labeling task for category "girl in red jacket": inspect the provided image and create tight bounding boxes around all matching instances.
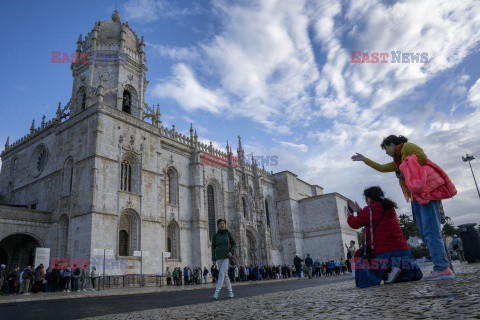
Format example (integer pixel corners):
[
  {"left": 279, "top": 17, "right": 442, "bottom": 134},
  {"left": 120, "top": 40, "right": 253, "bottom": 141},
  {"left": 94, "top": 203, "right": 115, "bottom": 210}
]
[{"left": 347, "top": 186, "right": 423, "bottom": 288}]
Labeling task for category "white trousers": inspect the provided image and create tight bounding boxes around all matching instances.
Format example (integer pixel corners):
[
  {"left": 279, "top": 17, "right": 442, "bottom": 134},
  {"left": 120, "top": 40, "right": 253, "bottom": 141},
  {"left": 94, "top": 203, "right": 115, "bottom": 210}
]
[{"left": 215, "top": 258, "right": 232, "bottom": 292}]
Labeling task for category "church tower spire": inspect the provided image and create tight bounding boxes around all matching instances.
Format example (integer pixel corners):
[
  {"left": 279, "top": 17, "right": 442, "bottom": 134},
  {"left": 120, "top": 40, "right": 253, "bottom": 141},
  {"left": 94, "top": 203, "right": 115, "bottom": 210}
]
[{"left": 70, "top": 11, "right": 148, "bottom": 120}]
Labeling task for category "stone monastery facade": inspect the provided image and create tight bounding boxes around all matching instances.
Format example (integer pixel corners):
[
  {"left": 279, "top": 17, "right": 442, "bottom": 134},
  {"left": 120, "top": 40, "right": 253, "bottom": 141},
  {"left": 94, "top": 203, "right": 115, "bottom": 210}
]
[{"left": 0, "top": 11, "right": 357, "bottom": 274}]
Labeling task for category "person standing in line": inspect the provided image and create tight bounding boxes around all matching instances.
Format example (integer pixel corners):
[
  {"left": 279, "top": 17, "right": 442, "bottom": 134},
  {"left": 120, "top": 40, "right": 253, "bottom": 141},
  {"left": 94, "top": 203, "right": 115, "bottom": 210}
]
[
  {"left": 21, "top": 266, "right": 33, "bottom": 295},
  {"left": 305, "top": 254, "right": 314, "bottom": 279},
  {"left": 211, "top": 219, "right": 236, "bottom": 300},
  {"left": 345, "top": 241, "right": 356, "bottom": 276},
  {"left": 313, "top": 259, "right": 321, "bottom": 278},
  {"left": 62, "top": 266, "right": 71, "bottom": 292},
  {"left": 451, "top": 235, "right": 466, "bottom": 263},
  {"left": 45, "top": 267, "right": 53, "bottom": 292},
  {"left": 203, "top": 267, "right": 209, "bottom": 284},
  {"left": 51, "top": 264, "right": 61, "bottom": 292},
  {"left": 0, "top": 264, "right": 7, "bottom": 294},
  {"left": 165, "top": 267, "right": 172, "bottom": 285},
  {"left": 90, "top": 266, "right": 97, "bottom": 291},
  {"left": 293, "top": 254, "right": 304, "bottom": 280},
  {"left": 80, "top": 264, "right": 88, "bottom": 291},
  {"left": 31, "top": 264, "right": 44, "bottom": 293},
  {"left": 352, "top": 135, "right": 456, "bottom": 280},
  {"left": 10, "top": 267, "right": 20, "bottom": 295},
  {"left": 234, "top": 265, "right": 239, "bottom": 282}
]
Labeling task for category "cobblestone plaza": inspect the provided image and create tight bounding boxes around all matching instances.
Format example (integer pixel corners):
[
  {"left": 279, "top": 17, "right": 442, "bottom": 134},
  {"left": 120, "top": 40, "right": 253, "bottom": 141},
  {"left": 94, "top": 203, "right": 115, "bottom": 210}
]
[{"left": 78, "top": 262, "right": 479, "bottom": 320}]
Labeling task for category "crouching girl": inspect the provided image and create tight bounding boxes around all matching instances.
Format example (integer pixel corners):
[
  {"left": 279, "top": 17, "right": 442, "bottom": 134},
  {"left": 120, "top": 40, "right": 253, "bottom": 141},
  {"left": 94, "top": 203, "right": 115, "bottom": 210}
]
[{"left": 347, "top": 186, "right": 422, "bottom": 288}]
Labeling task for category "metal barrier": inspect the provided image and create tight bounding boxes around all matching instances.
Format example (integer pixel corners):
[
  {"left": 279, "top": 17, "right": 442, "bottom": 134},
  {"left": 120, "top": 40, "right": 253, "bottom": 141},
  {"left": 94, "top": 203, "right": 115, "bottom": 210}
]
[{"left": 96, "top": 274, "right": 169, "bottom": 291}]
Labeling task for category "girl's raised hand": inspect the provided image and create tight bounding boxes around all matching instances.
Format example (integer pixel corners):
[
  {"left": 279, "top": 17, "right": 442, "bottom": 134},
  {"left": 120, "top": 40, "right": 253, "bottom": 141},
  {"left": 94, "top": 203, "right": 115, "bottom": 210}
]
[
  {"left": 347, "top": 199, "right": 361, "bottom": 214},
  {"left": 351, "top": 153, "right": 366, "bottom": 162}
]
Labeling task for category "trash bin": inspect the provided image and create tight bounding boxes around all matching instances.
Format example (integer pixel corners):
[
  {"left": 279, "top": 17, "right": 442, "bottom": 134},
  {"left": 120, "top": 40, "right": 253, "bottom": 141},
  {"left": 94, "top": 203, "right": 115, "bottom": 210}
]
[{"left": 458, "top": 223, "right": 480, "bottom": 263}]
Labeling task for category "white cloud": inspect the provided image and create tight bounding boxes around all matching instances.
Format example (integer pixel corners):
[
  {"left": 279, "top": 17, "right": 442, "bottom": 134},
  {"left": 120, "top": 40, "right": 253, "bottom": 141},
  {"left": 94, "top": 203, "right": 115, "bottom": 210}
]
[
  {"left": 153, "top": 64, "right": 225, "bottom": 113},
  {"left": 146, "top": 42, "right": 201, "bottom": 61},
  {"left": 149, "top": 0, "right": 480, "bottom": 226},
  {"left": 123, "top": 0, "right": 203, "bottom": 22},
  {"left": 468, "top": 78, "right": 480, "bottom": 106},
  {"left": 278, "top": 141, "right": 308, "bottom": 152}
]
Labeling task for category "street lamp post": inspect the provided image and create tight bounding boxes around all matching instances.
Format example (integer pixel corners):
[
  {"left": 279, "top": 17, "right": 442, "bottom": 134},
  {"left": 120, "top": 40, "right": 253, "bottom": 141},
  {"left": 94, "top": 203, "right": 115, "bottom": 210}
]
[{"left": 462, "top": 154, "right": 480, "bottom": 199}]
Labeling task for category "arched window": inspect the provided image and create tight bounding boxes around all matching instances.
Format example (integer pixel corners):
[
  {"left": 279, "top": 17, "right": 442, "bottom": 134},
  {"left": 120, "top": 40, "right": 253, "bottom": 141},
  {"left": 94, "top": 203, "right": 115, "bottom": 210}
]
[
  {"left": 63, "top": 158, "right": 74, "bottom": 196},
  {"left": 77, "top": 87, "right": 87, "bottom": 111},
  {"left": 265, "top": 200, "right": 270, "bottom": 227},
  {"left": 122, "top": 91, "right": 131, "bottom": 114},
  {"left": 167, "top": 222, "right": 179, "bottom": 259},
  {"left": 119, "top": 230, "right": 129, "bottom": 256},
  {"left": 242, "top": 198, "right": 247, "bottom": 219},
  {"left": 166, "top": 169, "right": 177, "bottom": 205},
  {"left": 207, "top": 185, "right": 215, "bottom": 239},
  {"left": 121, "top": 160, "right": 132, "bottom": 192},
  {"left": 58, "top": 215, "right": 69, "bottom": 258},
  {"left": 119, "top": 210, "right": 139, "bottom": 256}
]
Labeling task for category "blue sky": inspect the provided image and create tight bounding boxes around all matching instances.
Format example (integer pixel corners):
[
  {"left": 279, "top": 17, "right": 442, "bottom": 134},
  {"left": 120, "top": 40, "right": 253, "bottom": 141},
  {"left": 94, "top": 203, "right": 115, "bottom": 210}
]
[{"left": 1, "top": 0, "right": 480, "bottom": 226}]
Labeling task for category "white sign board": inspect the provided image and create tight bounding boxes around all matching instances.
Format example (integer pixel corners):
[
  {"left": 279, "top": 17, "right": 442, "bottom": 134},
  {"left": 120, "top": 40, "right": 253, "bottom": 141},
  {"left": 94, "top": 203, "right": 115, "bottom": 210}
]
[
  {"left": 105, "top": 249, "right": 114, "bottom": 256},
  {"left": 34, "top": 248, "right": 50, "bottom": 268},
  {"left": 163, "top": 252, "right": 171, "bottom": 258},
  {"left": 134, "top": 251, "right": 150, "bottom": 257},
  {"left": 93, "top": 249, "right": 104, "bottom": 255}
]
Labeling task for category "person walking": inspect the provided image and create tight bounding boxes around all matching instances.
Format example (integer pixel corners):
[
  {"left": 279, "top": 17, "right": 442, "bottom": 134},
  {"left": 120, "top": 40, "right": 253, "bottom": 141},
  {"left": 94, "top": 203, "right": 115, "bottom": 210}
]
[
  {"left": 293, "top": 254, "right": 304, "bottom": 280},
  {"left": 352, "top": 135, "right": 456, "bottom": 280},
  {"left": 451, "top": 235, "right": 466, "bottom": 263},
  {"left": 211, "top": 219, "right": 236, "bottom": 299}
]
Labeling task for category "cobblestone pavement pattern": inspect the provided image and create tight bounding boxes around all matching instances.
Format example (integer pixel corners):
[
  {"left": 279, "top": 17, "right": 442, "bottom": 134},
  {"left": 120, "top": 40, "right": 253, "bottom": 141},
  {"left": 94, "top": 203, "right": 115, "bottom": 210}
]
[{"left": 81, "top": 262, "right": 480, "bottom": 320}]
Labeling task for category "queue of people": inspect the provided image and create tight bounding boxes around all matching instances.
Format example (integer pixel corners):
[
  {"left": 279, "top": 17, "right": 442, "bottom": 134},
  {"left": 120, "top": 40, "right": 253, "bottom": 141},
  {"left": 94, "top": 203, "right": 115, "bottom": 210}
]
[{"left": 0, "top": 263, "right": 98, "bottom": 295}]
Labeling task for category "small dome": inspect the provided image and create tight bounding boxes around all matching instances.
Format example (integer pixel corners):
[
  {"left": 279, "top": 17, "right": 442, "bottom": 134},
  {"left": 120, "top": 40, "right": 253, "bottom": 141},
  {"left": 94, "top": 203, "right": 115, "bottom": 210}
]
[
  {"left": 112, "top": 10, "right": 120, "bottom": 22},
  {"left": 83, "top": 13, "right": 140, "bottom": 53}
]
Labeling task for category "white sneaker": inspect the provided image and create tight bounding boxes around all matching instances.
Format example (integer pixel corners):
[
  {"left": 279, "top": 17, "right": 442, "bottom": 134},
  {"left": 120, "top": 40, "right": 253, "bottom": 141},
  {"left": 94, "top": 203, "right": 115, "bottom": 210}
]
[
  {"left": 67, "top": 290, "right": 71, "bottom": 292},
  {"left": 384, "top": 267, "right": 402, "bottom": 285}
]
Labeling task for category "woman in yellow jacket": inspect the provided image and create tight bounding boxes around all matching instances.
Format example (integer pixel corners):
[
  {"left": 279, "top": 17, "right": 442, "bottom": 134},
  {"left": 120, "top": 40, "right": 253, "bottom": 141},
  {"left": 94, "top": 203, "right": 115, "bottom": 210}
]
[{"left": 352, "top": 135, "right": 455, "bottom": 281}]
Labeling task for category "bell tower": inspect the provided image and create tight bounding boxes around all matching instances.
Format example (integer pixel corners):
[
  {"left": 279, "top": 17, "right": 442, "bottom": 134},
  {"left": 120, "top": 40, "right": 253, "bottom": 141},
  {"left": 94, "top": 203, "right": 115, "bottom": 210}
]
[{"left": 69, "top": 10, "right": 148, "bottom": 119}]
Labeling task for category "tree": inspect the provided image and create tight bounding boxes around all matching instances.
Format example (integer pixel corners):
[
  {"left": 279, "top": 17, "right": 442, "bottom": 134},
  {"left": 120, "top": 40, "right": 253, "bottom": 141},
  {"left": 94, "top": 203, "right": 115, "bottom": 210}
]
[
  {"left": 410, "top": 243, "right": 431, "bottom": 260},
  {"left": 357, "top": 229, "right": 365, "bottom": 246},
  {"left": 442, "top": 223, "right": 460, "bottom": 237},
  {"left": 398, "top": 214, "right": 419, "bottom": 240}
]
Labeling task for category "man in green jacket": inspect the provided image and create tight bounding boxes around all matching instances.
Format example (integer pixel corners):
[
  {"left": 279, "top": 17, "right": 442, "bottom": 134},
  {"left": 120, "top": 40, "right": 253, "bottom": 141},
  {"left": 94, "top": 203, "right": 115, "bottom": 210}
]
[{"left": 211, "top": 219, "right": 236, "bottom": 299}]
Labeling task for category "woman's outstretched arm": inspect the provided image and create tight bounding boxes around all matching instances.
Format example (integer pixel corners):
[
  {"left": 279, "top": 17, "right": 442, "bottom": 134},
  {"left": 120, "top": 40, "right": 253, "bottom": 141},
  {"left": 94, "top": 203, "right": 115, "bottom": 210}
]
[{"left": 352, "top": 152, "right": 397, "bottom": 172}]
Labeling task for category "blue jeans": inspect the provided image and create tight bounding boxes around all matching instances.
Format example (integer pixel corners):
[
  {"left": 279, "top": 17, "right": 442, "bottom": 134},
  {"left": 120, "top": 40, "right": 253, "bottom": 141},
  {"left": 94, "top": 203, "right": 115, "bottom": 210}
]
[
  {"left": 295, "top": 267, "right": 302, "bottom": 279},
  {"left": 412, "top": 200, "right": 449, "bottom": 271}
]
